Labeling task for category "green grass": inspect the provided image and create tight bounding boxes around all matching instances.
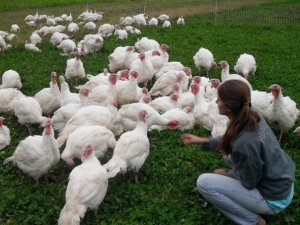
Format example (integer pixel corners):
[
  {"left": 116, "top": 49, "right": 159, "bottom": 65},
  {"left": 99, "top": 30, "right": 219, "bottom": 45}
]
[{"left": 0, "top": 1, "right": 299, "bottom": 225}]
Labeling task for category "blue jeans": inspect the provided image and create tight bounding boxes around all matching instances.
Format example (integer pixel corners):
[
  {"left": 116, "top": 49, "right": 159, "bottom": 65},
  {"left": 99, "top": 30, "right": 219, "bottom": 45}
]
[{"left": 197, "top": 173, "right": 274, "bottom": 225}]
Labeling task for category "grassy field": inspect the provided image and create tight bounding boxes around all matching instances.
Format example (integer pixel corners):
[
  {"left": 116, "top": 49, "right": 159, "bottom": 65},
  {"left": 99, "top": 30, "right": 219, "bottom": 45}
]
[{"left": 0, "top": 0, "right": 299, "bottom": 224}]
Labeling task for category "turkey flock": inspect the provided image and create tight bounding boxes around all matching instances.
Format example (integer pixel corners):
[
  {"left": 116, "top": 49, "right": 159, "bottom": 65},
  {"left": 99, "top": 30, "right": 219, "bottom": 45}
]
[{"left": 0, "top": 7, "right": 299, "bottom": 225}]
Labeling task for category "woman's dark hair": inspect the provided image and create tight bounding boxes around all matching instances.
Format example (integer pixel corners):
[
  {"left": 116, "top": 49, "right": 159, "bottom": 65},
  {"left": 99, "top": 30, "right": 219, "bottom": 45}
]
[{"left": 218, "top": 80, "right": 260, "bottom": 155}]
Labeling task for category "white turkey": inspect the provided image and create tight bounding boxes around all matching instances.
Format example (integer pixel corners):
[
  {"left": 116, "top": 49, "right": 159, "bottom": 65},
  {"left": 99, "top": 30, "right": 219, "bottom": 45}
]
[
  {"left": 0, "top": 117, "right": 11, "bottom": 151},
  {"left": 67, "top": 22, "right": 79, "bottom": 34},
  {"left": 25, "top": 21, "right": 36, "bottom": 27},
  {"left": 0, "top": 88, "right": 23, "bottom": 115},
  {"left": 129, "top": 52, "right": 155, "bottom": 86},
  {"left": 65, "top": 52, "right": 86, "bottom": 82},
  {"left": 98, "top": 23, "right": 115, "bottom": 37},
  {"left": 52, "top": 88, "right": 90, "bottom": 133},
  {"left": 120, "top": 16, "right": 135, "bottom": 26},
  {"left": 265, "top": 84, "right": 299, "bottom": 143},
  {"left": 177, "top": 16, "right": 185, "bottom": 26},
  {"left": 77, "top": 34, "right": 103, "bottom": 55},
  {"left": 65, "top": 13, "right": 73, "bottom": 22},
  {"left": 191, "top": 83, "right": 211, "bottom": 130},
  {"left": 3, "top": 118, "right": 60, "bottom": 182},
  {"left": 157, "top": 14, "right": 170, "bottom": 22},
  {"left": 40, "top": 25, "right": 65, "bottom": 36},
  {"left": 251, "top": 89, "right": 272, "bottom": 119},
  {"left": 83, "top": 21, "right": 96, "bottom": 31},
  {"left": 219, "top": 60, "right": 253, "bottom": 92},
  {"left": 149, "top": 106, "right": 194, "bottom": 131},
  {"left": 87, "top": 73, "right": 118, "bottom": 106},
  {"left": 10, "top": 24, "right": 20, "bottom": 33},
  {"left": 155, "top": 61, "right": 184, "bottom": 79},
  {"left": 104, "top": 110, "right": 150, "bottom": 182},
  {"left": 146, "top": 44, "right": 169, "bottom": 73},
  {"left": 108, "top": 46, "right": 136, "bottom": 72},
  {"left": 162, "top": 20, "right": 171, "bottom": 29},
  {"left": 61, "top": 125, "right": 116, "bottom": 165},
  {"left": 115, "top": 70, "right": 139, "bottom": 106},
  {"left": 114, "top": 27, "right": 128, "bottom": 40},
  {"left": 113, "top": 101, "right": 180, "bottom": 131},
  {"left": 149, "top": 93, "right": 182, "bottom": 114},
  {"left": 234, "top": 53, "right": 257, "bottom": 79},
  {"left": 11, "top": 94, "right": 46, "bottom": 134},
  {"left": 30, "top": 31, "right": 42, "bottom": 45},
  {"left": 193, "top": 47, "right": 217, "bottom": 76},
  {"left": 34, "top": 72, "right": 61, "bottom": 115},
  {"left": 148, "top": 17, "right": 158, "bottom": 26},
  {"left": 59, "top": 75, "right": 81, "bottom": 106},
  {"left": 46, "top": 17, "right": 56, "bottom": 26},
  {"left": 131, "top": 27, "right": 141, "bottom": 35},
  {"left": 57, "top": 39, "right": 76, "bottom": 55},
  {"left": 0, "top": 35, "right": 7, "bottom": 52},
  {"left": 25, "top": 41, "right": 41, "bottom": 52},
  {"left": 134, "top": 37, "right": 160, "bottom": 52},
  {"left": 58, "top": 144, "right": 108, "bottom": 225},
  {"left": 57, "top": 103, "right": 122, "bottom": 147},
  {"left": 0, "top": 69, "right": 22, "bottom": 89},
  {"left": 133, "top": 13, "right": 147, "bottom": 26},
  {"left": 207, "top": 100, "right": 229, "bottom": 138},
  {"left": 150, "top": 67, "right": 191, "bottom": 97},
  {"left": 50, "top": 32, "right": 70, "bottom": 46},
  {"left": 79, "top": 69, "right": 111, "bottom": 90}
]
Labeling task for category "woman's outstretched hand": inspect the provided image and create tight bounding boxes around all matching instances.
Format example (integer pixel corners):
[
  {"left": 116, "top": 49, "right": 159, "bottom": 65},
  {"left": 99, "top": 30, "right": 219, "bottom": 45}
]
[{"left": 181, "top": 133, "right": 209, "bottom": 145}]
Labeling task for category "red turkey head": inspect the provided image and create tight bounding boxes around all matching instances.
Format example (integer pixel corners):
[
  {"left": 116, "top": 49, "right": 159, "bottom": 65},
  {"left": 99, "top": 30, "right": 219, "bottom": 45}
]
[
  {"left": 193, "top": 76, "right": 201, "bottom": 84},
  {"left": 141, "top": 96, "right": 151, "bottom": 104},
  {"left": 109, "top": 74, "right": 118, "bottom": 85},
  {"left": 167, "top": 119, "right": 180, "bottom": 129},
  {"left": 139, "top": 52, "right": 145, "bottom": 61},
  {"left": 219, "top": 61, "right": 228, "bottom": 70},
  {"left": 191, "top": 83, "right": 199, "bottom": 95},
  {"left": 130, "top": 70, "right": 138, "bottom": 79},
  {"left": 211, "top": 79, "right": 220, "bottom": 89},
  {"left": 119, "top": 70, "right": 129, "bottom": 80},
  {"left": 183, "top": 67, "right": 191, "bottom": 76},
  {"left": 51, "top": 72, "right": 57, "bottom": 84},
  {"left": 82, "top": 144, "right": 93, "bottom": 160},
  {"left": 43, "top": 117, "right": 52, "bottom": 135},
  {"left": 111, "top": 99, "right": 118, "bottom": 108},
  {"left": 80, "top": 88, "right": 91, "bottom": 97},
  {"left": 160, "top": 44, "right": 169, "bottom": 52},
  {"left": 59, "top": 75, "right": 65, "bottom": 83},
  {"left": 126, "top": 46, "right": 135, "bottom": 52},
  {"left": 139, "top": 110, "right": 148, "bottom": 123},
  {"left": 142, "top": 87, "right": 149, "bottom": 95},
  {"left": 211, "top": 61, "right": 218, "bottom": 69},
  {"left": 172, "top": 83, "right": 180, "bottom": 93},
  {"left": 152, "top": 50, "right": 161, "bottom": 56},
  {"left": 176, "top": 72, "right": 183, "bottom": 83},
  {"left": 75, "top": 52, "right": 81, "bottom": 60},
  {"left": 184, "top": 106, "right": 193, "bottom": 114},
  {"left": 170, "top": 94, "right": 179, "bottom": 102},
  {"left": 269, "top": 84, "right": 281, "bottom": 98}
]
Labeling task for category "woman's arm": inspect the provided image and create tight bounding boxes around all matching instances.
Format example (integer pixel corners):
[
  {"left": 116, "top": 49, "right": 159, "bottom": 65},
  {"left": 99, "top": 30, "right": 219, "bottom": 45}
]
[
  {"left": 181, "top": 133, "right": 209, "bottom": 145},
  {"left": 181, "top": 133, "right": 220, "bottom": 151}
]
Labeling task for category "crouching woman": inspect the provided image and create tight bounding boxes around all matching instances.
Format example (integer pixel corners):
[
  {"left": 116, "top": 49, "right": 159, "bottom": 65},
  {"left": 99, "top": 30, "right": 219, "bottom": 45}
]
[{"left": 181, "top": 80, "right": 295, "bottom": 225}]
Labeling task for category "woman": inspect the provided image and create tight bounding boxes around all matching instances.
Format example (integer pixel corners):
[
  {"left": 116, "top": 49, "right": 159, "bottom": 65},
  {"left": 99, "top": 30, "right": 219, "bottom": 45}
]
[{"left": 181, "top": 80, "right": 295, "bottom": 225}]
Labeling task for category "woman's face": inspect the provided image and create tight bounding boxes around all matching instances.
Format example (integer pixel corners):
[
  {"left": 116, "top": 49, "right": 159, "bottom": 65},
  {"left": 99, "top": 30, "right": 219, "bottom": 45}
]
[{"left": 216, "top": 96, "right": 230, "bottom": 116}]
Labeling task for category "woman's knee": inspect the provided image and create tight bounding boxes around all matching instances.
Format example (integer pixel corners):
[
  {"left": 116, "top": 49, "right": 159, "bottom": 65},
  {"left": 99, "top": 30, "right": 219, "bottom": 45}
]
[{"left": 196, "top": 173, "right": 213, "bottom": 193}]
